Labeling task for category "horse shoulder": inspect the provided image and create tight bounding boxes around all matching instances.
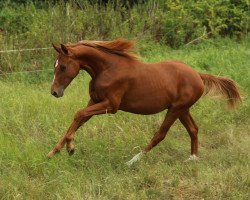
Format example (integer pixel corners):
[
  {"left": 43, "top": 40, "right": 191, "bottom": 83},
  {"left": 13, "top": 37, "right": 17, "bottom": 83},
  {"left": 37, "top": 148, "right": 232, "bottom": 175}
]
[
  {"left": 96, "top": 67, "right": 132, "bottom": 88},
  {"left": 89, "top": 69, "right": 130, "bottom": 103}
]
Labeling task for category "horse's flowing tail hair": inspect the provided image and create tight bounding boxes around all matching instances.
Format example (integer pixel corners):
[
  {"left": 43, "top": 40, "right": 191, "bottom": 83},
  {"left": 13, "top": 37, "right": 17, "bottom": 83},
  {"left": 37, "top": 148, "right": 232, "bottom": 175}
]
[{"left": 200, "top": 73, "right": 242, "bottom": 108}]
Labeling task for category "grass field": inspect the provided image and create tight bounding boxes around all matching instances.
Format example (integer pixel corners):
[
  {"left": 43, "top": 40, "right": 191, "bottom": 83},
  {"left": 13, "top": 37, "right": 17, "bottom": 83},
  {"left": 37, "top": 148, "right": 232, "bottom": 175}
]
[{"left": 0, "top": 38, "right": 249, "bottom": 199}]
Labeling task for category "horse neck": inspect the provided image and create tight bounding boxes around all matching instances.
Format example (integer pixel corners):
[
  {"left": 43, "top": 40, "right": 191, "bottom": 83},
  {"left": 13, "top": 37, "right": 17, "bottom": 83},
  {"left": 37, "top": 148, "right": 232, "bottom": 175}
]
[{"left": 75, "top": 46, "right": 115, "bottom": 79}]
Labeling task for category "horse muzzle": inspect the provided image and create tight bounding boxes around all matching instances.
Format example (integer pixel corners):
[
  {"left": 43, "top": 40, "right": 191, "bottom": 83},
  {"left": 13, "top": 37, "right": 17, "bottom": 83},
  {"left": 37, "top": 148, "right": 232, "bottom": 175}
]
[{"left": 51, "top": 86, "right": 64, "bottom": 98}]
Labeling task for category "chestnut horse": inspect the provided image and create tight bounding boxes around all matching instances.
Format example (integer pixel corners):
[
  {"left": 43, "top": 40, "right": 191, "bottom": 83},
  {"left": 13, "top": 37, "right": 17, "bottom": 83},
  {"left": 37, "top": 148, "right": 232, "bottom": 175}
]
[{"left": 48, "top": 39, "right": 241, "bottom": 165}]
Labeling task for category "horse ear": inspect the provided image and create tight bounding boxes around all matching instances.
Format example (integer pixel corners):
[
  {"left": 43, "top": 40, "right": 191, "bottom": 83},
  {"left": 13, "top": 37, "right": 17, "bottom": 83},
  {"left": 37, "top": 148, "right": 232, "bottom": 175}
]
[
  {"left": 52, "top": 43, "right": 61, "bottom": 53},
  {"left": 60, "top": 44, "right": 69, "bottom": 55}
]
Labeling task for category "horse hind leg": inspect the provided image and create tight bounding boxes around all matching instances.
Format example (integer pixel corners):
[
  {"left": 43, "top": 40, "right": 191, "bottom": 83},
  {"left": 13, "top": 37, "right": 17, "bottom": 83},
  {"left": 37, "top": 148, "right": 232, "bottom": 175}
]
[
  {"left": 179, "top": 110, "right": 199, "bottom": 161},
  {"left": 126, "top": 107, "right": 185, "bottom": 166}
]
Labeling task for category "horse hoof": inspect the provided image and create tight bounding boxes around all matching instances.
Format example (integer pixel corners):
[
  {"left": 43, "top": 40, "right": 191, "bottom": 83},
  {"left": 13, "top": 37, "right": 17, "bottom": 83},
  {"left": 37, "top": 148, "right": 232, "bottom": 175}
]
[
  {"left": 126, "top": 151, "right": 144, "bottom": 166},
  {"left": 47, "top": 151, "right": 55, "bottom": 158},
  {"left": 68, "top": 148, "right": 75, "bottom": 156}
]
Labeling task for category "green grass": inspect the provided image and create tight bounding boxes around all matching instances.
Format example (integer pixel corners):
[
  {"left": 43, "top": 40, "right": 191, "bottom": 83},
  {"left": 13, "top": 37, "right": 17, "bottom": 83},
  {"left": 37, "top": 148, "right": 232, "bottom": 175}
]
[{"left": 0, "top": 38, "right": 250, "bottom": 199}]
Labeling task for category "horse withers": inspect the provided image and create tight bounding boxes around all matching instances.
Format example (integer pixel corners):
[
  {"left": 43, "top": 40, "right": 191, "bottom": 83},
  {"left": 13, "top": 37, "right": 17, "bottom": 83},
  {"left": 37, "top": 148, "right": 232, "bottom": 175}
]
[{"left": 48, "top": 39, "right": 241, "bottom": 165}]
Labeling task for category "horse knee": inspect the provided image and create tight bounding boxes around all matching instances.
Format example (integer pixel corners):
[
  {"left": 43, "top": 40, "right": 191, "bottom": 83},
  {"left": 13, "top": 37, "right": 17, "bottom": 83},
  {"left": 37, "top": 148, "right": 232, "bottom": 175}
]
[
  {"left": 189, "top": 126, "right": 198, "bottom": 139},
  {"left": 192, "top": 126, "right": 198, "bottom": 134},
  {"left": 74, "top": 110, "right": 87, "bottom": 123},
  {"left": 193, "top": 124, "right": 198, "bottom": 133}
]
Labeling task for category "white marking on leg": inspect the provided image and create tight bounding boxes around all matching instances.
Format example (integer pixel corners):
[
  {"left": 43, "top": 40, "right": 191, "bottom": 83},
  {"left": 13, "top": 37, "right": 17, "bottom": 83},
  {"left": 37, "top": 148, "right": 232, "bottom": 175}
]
[
  {"left": 185, "top": 154, "right": 199, "bottom": 162},
  {"left": 126, "top": 151, "right": 144, "bottom": 166}
]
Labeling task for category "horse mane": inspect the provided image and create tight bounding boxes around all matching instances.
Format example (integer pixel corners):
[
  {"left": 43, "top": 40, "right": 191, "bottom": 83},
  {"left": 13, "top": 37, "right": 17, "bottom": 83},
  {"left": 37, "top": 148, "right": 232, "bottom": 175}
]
[{"left": 69, "top": 39, "right": 139, "bottom": 60}]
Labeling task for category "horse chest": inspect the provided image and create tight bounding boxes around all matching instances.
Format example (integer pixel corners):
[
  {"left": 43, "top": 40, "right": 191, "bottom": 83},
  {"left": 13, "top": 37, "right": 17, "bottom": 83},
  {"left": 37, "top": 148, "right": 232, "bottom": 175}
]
[
  {"left": 89, "top": 80, "right": 111, "bottom": 103},
  {"left": 89, "top": 81, "right": 104, "bottom": 102},
  {"left": 89, "top": 91, "right": 97, "bottom": 102}
]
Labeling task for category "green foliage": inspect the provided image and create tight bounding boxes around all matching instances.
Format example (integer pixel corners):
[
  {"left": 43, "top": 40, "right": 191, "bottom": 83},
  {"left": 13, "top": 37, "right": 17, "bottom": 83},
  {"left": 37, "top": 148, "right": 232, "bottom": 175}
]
[
  {"left": 149, "top": 0, "right": 249, "bottom": 46},
  {"left": 0, "top": 3, "right": 35, "bottom": 34},
  {"left": 0, "top": 0, "right": 248, "bottom": 51}
]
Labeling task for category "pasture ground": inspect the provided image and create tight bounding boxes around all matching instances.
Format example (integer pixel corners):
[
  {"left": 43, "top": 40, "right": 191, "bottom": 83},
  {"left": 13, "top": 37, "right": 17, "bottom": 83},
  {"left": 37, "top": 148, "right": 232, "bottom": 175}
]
[{"left": 0, "top": 38, "right": 249, "bottom": 199}]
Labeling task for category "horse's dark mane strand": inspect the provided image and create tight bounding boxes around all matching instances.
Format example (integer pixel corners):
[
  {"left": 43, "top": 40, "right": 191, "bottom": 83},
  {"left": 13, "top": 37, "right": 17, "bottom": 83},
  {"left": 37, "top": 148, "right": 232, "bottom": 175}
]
[{"left": 68, "top": 39, "right": 139, "bottom": 60}]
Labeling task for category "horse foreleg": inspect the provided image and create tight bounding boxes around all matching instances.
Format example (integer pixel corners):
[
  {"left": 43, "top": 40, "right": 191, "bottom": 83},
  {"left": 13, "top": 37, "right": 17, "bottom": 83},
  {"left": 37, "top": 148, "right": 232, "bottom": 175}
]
[
  {"left": 126, "top": 107, "right": 185, "bottom": 166},
  {"left": 47, "top": 99, "right": 112, "bottom": 158},
  {"left": 65, "top": 100, "right": 94, "bottom": 154}
]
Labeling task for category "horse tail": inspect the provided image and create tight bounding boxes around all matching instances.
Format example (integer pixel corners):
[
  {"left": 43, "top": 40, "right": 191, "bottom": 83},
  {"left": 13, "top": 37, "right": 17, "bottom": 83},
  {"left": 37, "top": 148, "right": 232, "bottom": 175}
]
[{"left": 199, "top": 73, "right": 242, "bottom": 108}]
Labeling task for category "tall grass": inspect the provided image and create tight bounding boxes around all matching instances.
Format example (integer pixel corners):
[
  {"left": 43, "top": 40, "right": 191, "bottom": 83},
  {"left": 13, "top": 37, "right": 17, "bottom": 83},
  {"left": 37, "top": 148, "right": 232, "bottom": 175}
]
[{"left": 0, "top": 38, "right": 249, "bottom": 199}]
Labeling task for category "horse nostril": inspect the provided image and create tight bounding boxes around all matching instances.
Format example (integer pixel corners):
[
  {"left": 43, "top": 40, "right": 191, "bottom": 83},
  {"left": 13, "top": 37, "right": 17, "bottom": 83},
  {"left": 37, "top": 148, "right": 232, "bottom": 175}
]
[{"left": 52, "top": 91, "right": 58, "bottom": 97}]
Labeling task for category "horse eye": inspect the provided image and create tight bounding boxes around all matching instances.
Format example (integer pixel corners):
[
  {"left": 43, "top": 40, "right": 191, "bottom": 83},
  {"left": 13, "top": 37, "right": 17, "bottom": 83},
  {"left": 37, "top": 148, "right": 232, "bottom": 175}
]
[{"left": 60, "top": 65, "right": 66, "bottom": 71}]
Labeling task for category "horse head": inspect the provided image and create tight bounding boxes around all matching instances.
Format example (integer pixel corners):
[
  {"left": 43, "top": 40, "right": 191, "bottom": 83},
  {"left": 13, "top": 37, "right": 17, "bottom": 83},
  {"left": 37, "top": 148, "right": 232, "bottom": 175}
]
[{"left": 51, "top": 44, "right": 80, "bottom": 98}]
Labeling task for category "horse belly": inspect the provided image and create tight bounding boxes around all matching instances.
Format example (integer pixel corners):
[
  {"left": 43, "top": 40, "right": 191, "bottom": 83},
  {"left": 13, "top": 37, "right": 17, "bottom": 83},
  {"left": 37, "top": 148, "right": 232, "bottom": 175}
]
[
  {"left": 119, "top": 85, "right": 173, "bottom": 115},
  {"left": 120, "top": 99, "right": 169, "bottom": 114}
]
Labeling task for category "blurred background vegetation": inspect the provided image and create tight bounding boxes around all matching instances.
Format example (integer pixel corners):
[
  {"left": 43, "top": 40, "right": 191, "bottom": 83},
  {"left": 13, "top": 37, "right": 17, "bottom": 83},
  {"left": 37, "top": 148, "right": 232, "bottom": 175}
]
[{"left": 0, "top": 0, "right": 249, "bottom": 73}]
